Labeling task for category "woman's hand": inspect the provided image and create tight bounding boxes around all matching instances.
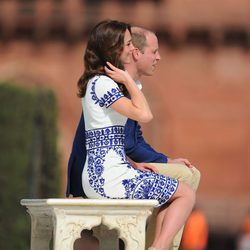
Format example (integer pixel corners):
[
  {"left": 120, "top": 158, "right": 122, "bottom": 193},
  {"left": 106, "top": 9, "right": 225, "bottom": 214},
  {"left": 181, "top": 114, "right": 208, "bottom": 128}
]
[
  {"left": 105, "top": 61, "right": 153, "bottom": 123},
  {"left": 104, "top": 61, "right": 133, "bottom": 85},
  {"left": 126, "top": 157, "right": 158, "bottom": 173},
  {"left": 134, "top": 162, "right": 159, "bottom": 173}
]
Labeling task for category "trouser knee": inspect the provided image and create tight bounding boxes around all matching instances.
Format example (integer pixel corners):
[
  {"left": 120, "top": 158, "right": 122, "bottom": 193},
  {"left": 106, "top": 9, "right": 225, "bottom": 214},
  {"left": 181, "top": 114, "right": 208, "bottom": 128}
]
[
  {"left": 190, "top": 166, "right": 201, "bottom": 191},
  {"left": 177, "top": 166, "right": 200, "bottom": 191}
]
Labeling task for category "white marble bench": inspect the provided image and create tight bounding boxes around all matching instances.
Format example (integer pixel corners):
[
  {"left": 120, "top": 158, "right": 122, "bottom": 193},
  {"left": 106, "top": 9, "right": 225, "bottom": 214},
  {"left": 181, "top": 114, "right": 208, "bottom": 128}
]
[{"left": 20, "top": 198, "right": 158, "bottom": 250}]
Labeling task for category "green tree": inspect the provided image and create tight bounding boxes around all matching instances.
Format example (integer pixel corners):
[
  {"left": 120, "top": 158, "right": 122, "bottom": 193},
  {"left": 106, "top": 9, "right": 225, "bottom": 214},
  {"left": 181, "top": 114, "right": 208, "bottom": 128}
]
[{"left": 0, "top": 83, "right": 60, "bottom": 250}]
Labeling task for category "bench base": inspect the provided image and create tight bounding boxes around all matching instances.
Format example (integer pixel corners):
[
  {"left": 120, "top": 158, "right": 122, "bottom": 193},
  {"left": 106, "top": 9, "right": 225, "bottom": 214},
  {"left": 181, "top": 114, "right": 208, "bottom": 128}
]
[{"left": 21, "top": 198, "right": 158, "bottom": 250}]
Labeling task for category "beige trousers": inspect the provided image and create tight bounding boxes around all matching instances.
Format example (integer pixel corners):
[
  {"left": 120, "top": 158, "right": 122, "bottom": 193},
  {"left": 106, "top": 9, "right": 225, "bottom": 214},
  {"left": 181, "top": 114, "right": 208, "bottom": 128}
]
[{"left": 146, "top": 163, "right": 201, "bottom": 250}]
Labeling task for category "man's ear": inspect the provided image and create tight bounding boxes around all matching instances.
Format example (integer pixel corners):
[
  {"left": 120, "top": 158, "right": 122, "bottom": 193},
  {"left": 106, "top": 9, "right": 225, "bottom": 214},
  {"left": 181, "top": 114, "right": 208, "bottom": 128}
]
[{"left": 132, "top": 48, "right": 140, "bottom": 60}]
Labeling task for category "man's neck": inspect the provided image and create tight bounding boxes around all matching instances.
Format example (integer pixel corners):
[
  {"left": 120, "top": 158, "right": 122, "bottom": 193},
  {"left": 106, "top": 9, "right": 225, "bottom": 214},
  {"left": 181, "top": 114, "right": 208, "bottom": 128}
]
[{"left": 125, "top": 63, "right": 140, "bottom": 81}]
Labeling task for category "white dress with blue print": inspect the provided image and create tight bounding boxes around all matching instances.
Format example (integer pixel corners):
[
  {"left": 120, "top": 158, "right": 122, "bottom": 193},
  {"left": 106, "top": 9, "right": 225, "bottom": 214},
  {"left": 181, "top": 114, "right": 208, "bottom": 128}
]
[{"left": 81, "top": 75, "right": 178, "bottom": 206}]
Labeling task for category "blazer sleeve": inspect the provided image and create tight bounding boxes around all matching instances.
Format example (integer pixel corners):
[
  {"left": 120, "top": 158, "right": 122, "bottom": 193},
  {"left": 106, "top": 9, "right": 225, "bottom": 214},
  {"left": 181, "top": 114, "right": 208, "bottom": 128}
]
[{"left": 125, "top": 119, "right": 168, "bottom": 163}]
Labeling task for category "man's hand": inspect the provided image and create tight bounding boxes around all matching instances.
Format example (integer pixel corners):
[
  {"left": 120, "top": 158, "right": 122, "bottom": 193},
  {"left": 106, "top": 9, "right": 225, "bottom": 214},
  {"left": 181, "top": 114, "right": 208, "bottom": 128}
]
[{"left": 168, "top": 158, "right": 193, "bottom": 168}]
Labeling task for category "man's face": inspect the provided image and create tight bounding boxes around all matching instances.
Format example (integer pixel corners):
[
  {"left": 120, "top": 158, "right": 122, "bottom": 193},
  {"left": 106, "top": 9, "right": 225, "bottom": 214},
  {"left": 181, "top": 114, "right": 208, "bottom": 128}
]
[{"left": 136, "top": 33, "right": 161, "bottom": 76}]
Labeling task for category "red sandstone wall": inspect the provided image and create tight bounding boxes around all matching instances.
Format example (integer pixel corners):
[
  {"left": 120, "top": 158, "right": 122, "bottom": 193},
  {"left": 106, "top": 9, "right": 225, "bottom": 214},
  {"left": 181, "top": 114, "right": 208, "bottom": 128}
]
[
  {"left": 0, "top": 0, "right": 250, "bottom": 233},
  {"left": 0, "top": 42, "right": 249, "bottom": 232}
]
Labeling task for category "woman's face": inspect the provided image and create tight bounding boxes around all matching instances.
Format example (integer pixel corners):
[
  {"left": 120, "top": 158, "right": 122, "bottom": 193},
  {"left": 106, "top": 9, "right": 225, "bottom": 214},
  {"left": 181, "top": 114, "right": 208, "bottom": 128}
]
[{"left": 120, "top": 29, "right": 134, "bottom": 65}]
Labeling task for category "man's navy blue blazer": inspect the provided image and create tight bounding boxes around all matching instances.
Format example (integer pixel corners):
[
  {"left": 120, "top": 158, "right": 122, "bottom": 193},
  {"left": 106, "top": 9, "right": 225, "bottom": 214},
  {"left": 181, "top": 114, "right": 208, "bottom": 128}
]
[{"left": 66, "top": 113, "right": 168, "bottom": 197}]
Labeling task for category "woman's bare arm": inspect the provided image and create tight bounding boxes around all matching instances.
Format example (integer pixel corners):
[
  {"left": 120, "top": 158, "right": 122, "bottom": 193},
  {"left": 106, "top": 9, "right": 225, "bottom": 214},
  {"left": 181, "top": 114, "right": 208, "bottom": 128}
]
[{"left": 105, "top": 62, "right": 153, "bottom": 123}]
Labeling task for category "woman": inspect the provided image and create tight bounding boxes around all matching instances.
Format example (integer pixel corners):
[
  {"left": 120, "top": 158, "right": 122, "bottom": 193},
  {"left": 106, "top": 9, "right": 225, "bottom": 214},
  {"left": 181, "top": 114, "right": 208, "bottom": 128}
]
[{"left": 78, "top": 20, "right": 195, "bottom": 250}]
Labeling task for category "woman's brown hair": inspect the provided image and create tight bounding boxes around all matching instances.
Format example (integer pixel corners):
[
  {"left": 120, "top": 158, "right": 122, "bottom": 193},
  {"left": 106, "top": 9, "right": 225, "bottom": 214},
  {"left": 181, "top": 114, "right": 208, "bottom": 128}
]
[{"left": 78, "top": 20, "right": 131, "bottom": 97}]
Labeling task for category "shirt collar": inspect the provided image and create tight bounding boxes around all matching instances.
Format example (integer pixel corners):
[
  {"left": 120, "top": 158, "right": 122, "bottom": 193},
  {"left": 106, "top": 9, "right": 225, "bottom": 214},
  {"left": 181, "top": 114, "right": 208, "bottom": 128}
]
[{"left": 135, "top": 80, "right": 142, "bottom": 90}]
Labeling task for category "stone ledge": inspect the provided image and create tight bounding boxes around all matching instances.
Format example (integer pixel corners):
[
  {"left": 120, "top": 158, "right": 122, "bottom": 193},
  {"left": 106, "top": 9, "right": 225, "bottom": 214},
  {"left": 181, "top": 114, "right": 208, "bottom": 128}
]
[
  {"left": 21, "top": 198, "right": 158, "bottom": 250},
  {"left": 21, "top": 198, "right": 158, "bottom": 207}
]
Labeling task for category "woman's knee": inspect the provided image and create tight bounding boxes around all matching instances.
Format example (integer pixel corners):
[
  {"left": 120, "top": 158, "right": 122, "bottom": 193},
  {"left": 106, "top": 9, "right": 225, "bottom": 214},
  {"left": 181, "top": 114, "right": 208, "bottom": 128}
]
[{"left": 176, "top": 181, "right": 196, "bottom": 204}]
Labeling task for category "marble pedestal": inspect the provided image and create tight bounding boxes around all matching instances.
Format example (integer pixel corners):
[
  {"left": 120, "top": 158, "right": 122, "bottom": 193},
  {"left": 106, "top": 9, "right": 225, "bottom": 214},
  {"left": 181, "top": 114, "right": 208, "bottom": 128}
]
[{"left": 20, "top": 198, "right": 158, "bottom": 250}]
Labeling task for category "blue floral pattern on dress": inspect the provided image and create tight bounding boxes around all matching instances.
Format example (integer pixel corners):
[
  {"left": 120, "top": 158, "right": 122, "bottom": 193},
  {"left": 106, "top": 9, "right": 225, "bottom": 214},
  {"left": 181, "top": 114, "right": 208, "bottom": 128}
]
[
  {"left": 86, "top": 126, "right": 127, "bottom": 198},
  {"left": 85, "top": 125, "right": 179, "bottom": 203},
  {"left": 83, "top": 75, "right": 179, "bottom": 206},
  {"left": 122, "top": 172, "right": 178, "bottom": 204},
  {"left": 87, "top": 147, "right": 107, "bottom": 196},
  {"left": 90, "top": 76, "right": 124, "bottom": 108}
]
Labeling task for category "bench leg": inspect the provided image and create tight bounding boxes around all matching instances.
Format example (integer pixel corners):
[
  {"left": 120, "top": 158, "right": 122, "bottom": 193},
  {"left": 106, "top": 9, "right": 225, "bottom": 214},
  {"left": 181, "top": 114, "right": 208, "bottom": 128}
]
[
  {"left": 93, "top": 224, "right": 119, "bottom": 250},
  {"left": 28, "top": 210, "right": 53, "bottom": 250},
  {"left": 52, "top": 209, "right": 102, "bottom": 250},
  {"left": 102, "top": 215, "right": 147, "bottom": 250}
]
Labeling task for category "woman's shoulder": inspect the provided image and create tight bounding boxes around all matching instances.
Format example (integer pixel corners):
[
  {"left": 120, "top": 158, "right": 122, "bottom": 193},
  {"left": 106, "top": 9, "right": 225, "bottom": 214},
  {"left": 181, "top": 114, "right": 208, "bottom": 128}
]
[
  {"left": 87, "top": 74, "right": 118, "bottom": 94},
  {"left": 93, "top": 75, "right": 119, "bottom": 91},
  {"left": 87, "top": 74, "right": 115, "bottom": 86},
  {"left": 95, "top": 74, "right": 115, "bottom": 84},
  {"left": 86, "top": 74, "right": 123, "bottom": 107}
]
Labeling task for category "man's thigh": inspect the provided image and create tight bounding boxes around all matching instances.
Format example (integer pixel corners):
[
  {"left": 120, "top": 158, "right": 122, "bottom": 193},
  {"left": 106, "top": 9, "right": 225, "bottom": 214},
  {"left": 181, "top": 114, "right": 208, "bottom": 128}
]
[{"left": 148, "top": 163, "right": 200, "bottom": 191}]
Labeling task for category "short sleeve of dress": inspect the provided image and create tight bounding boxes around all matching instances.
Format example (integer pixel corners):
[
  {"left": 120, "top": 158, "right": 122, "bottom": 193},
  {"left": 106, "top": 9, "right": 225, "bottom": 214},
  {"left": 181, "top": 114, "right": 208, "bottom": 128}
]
[{"left": 94, "top": 76, "right": 125, "bottom": 108}]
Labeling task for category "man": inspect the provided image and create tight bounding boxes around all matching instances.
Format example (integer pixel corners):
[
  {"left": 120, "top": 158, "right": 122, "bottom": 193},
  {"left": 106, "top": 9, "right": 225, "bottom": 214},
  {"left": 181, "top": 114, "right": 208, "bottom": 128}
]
[{"left": 66, "top": 27, "right": 200, "bottom": 249}]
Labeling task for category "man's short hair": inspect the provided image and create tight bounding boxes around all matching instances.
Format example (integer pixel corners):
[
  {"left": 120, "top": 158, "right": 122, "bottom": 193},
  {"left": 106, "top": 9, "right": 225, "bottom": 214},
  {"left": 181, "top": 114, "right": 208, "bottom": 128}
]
[{"left": 131, "top": 27, "right": 155, "bottom": 53}]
